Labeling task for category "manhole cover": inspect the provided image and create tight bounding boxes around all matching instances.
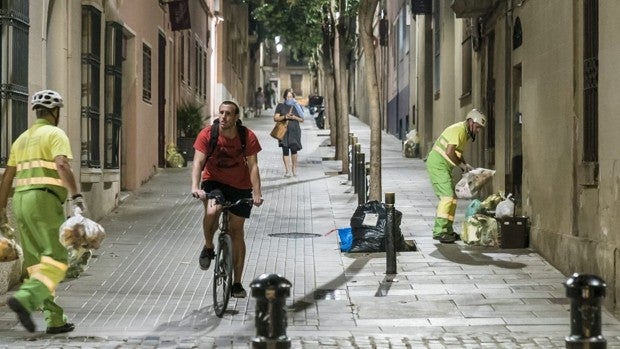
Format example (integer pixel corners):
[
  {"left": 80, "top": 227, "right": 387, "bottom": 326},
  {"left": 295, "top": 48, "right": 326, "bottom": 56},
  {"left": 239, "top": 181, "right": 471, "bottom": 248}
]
[{"left": 268, "top": 232, "right": 322, "bottom": 239}]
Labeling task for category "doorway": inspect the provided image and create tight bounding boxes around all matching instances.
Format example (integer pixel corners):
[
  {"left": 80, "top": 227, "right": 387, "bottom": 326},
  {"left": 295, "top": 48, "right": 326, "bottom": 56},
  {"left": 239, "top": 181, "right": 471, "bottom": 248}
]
[{"left": 511, "top": 64, "right": 523, "bottom": 206}]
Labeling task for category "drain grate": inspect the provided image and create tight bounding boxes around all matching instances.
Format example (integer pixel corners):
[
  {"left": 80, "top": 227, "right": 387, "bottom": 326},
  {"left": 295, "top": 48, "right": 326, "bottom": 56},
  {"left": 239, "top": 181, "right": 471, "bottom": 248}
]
[{"left": 268, "top": 232, "right": 322, "bottom": 239}]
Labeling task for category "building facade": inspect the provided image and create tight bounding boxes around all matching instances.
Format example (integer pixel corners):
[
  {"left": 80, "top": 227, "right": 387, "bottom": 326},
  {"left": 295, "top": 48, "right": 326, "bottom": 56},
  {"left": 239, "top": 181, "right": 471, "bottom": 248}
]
[
  {"left": 0, "top": 0, "right": 252, "bottom": 222},
  {"left": 392, "top": 0, "right": 620, "bottom": 310}
]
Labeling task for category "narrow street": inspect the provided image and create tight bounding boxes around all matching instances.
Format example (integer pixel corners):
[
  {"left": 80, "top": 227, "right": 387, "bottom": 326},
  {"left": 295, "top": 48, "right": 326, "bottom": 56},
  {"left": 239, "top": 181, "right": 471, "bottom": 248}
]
[{"left": 1, "top": 110, "right": 619, "bottom": 348}]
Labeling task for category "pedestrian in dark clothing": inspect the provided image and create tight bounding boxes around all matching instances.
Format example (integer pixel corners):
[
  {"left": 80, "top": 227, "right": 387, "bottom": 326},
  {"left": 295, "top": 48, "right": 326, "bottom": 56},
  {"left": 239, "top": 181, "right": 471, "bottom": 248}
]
[{"left": 273, "top": 88, "right": 304, "bottom": 177}]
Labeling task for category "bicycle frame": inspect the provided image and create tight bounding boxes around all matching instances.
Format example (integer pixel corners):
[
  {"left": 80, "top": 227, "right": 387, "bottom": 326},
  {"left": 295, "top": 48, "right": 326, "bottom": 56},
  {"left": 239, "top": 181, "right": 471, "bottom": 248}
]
[{"left": 209, "top": 194, "right": 253, "bottom": 317}]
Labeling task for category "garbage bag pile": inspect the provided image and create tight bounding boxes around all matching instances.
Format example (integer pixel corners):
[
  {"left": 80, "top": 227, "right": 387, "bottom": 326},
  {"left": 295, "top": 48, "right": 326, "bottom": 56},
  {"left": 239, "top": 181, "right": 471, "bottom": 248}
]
[
  {"left": 403, "top": 130, "right": 420, "bottom": 158},
  {"left": 165, "top": 142, "right": 185, "bottom": 168},
  {"left": 461, "top": 192, "right": 515, "bottom": 247},
  {"left": 349, "top": 200, "right": 411, "bottom": 253}
]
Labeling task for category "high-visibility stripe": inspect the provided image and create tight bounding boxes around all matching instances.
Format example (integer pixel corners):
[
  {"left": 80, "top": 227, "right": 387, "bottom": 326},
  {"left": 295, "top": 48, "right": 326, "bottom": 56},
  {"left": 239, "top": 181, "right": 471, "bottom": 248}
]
[
  {"left": 30, "top": 272, "right": 55, "bottom": 292},
  {"left": 41, "top": 256, "right": 68, "bottom": 272},
  {"left": 27, "top": 264, "right": 40, "bottom": 276},
  {"left": 16, "top": 159, "right": 57, "bottom": 171},
  {"left": 15, "top": 177, "right": 64, "bottom": 187},
  {"left": 432, "top": 145, "right": 463, "bottom": 167},
  {"left": 437, "top": 196, "right": 456, "bottom": 222}
]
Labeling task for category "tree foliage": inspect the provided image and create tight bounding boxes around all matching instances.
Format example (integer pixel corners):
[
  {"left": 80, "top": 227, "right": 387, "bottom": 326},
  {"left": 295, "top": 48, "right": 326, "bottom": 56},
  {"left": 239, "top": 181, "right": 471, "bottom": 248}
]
[
  {"left": 251, "top": 0, "right": 326, "bottom": 59},
  {"left": 250, "top": 0, "right": 359, "bottom": 61}
]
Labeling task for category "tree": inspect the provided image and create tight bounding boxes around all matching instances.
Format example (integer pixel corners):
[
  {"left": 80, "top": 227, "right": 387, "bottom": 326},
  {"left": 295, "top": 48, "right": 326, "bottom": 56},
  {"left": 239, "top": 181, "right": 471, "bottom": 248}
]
[
  {"left": 358, "top": 0, "right": 381, "bottom": 201},
  {"left": 251, "top": 0, "right": 360, "bottom": 174}
]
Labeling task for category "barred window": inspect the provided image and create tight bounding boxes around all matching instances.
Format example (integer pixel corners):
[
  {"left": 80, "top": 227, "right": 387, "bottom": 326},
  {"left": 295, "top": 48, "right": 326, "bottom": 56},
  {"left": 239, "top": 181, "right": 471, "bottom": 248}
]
[
  {"left": 0, "top": 0, "right": 29, "bottom": 167},
  {"left": 81, "top": 5, "right": 101, "bottom": 168},
  {"left": 104, "top": 22, "right": 123, "bottom": 169},
  {"left": 143, "top": 44, "right": 152, "bottom": 102}
]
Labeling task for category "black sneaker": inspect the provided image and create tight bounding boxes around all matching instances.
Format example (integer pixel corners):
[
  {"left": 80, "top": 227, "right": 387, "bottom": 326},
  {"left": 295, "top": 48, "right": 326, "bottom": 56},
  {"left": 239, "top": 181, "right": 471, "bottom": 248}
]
[
  {"left": 231, "top": 283, "right": 247, "bottom": 298},
  {"left": 452, "top": 232, "right": 461, "bottom": 241},
  {"left": 199, "top": 246, "right": 215, "bottom": 270},
  {"left": 46, "top": 322, "right": 75, "bottom": 334},
  {"left": 7, "top": 297, "right": 35, "bottom": 333},
  {"left": 438, "top": 233, "right": 457, "bottom": 244}
]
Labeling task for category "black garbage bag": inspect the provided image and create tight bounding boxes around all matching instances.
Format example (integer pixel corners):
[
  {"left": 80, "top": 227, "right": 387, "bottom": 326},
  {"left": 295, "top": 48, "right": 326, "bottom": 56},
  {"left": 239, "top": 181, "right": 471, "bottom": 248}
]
[{"left": 349, "top": 200, "right": 409, "bottom": 252}]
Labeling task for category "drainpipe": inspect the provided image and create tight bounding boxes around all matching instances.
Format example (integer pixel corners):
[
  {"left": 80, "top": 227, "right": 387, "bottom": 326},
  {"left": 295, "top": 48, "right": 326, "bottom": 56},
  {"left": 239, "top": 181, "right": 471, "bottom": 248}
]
[{"left": 504, "top": 0, "right": 513, "bottom": 189}]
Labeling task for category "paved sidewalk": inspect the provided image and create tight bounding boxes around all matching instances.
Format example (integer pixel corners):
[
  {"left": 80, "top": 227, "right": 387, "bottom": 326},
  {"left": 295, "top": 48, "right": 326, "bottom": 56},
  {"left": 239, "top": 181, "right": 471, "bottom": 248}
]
[{"left": 1, "top": 108, "right": 620, "bottom": 348}]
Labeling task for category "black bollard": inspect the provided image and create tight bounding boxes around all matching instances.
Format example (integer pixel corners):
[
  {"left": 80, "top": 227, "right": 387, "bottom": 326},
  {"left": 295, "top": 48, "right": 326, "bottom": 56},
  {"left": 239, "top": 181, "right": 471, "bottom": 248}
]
[
  {"left": 353, "top": 144, "right": 361, "bottom": 193},
  {"left": 385, "top": 192, "right": 397, "bottom": 274},
  {"left": 348, "top": 133, "right": 355, "bottom": 181},
  {"left": 251, "top": 273, "right": 292, "bottom": 349},
  {"left": 565, "top": 273, "right": 607, "bottom": 349},
  {"left": 357, "top": 153, "right": 366, "bottom": 205}
]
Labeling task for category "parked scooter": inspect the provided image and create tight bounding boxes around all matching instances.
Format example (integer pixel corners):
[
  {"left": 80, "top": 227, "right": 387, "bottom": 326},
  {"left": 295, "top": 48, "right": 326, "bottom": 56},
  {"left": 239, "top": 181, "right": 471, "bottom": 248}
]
[{"left": 308, "top": 95, "right": 325, "bottom": 129}]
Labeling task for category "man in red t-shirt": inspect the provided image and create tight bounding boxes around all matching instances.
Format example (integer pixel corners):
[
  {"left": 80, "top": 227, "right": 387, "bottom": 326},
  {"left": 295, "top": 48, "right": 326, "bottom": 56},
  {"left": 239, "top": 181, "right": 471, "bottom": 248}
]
[{"left": 190, "top": 100, "right": 263, "bottom": 298}]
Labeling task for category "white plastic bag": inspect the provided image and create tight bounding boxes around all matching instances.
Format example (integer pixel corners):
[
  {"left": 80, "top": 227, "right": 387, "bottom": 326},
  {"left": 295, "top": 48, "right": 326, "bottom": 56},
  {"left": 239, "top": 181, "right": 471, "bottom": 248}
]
[
  {"left": 59, "top": 208, "right": 106, "bottom": 250},
  {"left": 455, "top": 168, "right": 496, "bottom": 199},
  {"left": 495, "top": 193, "right": 515, "bottom": 218}
]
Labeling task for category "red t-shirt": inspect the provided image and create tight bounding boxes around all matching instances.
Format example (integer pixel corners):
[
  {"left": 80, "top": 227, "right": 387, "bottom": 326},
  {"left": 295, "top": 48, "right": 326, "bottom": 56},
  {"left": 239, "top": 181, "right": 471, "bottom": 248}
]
[{"left": 193, "top": 125, "right": 262, "bottom": 189}]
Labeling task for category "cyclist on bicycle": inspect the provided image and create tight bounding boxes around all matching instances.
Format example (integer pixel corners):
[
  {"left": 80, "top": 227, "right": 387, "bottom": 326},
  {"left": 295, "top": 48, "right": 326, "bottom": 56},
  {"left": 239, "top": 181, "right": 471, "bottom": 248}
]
[{"left": 191, "top": 101, "right": 264, "bottom": 298}]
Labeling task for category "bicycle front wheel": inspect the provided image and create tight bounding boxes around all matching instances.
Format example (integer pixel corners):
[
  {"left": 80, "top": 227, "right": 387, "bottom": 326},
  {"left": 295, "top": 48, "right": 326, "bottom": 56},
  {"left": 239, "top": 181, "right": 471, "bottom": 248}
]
[{"left": 213, "top": 233, "right": 233, "bottom": 317}]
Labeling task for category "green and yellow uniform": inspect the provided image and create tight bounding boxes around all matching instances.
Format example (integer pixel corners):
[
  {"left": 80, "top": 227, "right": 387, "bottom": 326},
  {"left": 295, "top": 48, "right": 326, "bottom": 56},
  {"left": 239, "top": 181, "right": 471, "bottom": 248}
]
[
  {"left": 7, "top": 118, "right": 72, "bottom": 327},
  {"left": 426, "top": 121, "right": 468, "bottom": 238}
]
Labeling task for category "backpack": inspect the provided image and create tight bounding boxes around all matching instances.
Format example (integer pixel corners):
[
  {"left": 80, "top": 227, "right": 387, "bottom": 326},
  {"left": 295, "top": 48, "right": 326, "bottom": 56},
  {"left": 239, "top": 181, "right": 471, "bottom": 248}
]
[{"left": 206, "top": 118, "right": 247, "bottom": 160}]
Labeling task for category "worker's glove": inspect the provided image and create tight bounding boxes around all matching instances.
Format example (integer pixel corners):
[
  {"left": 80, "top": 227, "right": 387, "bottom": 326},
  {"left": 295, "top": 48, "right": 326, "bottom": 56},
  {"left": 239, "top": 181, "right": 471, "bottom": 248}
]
[
  {"left": 71, "top": 194, "right": 88, "bottom": 215},
  {"left": 460, "top": 163, "right": 474, "bottom": 173}
]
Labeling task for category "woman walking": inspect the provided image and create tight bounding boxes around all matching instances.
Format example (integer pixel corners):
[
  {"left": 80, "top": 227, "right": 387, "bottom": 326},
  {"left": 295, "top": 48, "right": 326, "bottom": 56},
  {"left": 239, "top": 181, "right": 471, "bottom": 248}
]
[{"left": 273, "top": 88, "right": 304, "bottom": 177}]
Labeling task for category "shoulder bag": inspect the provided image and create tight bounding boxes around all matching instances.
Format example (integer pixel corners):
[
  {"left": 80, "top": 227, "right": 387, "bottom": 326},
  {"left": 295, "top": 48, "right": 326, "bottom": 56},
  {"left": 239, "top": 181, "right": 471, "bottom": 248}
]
[{"left": 270, "top": 106, "right": 293, "bottom": 140}]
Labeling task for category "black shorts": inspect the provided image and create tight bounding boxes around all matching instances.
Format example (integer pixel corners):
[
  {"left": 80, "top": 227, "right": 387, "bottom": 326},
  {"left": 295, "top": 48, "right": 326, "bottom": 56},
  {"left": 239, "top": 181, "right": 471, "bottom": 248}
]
[{"left": 201, "top": 180, "right": 253, "bottom": 218}]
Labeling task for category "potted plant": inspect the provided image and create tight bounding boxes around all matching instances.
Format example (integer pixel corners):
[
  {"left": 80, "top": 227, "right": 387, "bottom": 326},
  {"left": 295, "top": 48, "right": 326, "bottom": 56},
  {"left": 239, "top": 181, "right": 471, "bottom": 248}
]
[{"left": 176, "top": 100, "right": 205, "bottom": 164}]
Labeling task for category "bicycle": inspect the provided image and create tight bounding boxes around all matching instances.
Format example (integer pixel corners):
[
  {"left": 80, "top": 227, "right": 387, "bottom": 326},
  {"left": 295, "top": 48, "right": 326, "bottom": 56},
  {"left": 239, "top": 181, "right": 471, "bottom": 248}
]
[{"left": 204, "top": 190, "right": 253, "bottom": 317}]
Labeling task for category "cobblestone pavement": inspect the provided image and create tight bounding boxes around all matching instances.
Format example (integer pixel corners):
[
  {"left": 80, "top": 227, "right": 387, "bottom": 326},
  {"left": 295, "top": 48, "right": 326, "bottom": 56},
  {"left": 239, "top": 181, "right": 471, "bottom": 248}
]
[{"left": 1, "top": 109, "right": 620, "bottom": 348}]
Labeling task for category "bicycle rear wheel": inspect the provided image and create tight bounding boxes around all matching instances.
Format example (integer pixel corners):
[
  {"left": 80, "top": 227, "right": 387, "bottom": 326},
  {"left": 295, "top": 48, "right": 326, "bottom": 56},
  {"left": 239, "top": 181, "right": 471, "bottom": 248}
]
[{"left": 213, "top": 232, "right": 233, "bottom": 317}]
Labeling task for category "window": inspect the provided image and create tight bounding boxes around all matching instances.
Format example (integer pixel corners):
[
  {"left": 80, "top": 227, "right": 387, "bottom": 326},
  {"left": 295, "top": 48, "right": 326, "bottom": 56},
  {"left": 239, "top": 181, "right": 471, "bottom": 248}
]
[
  {"left": 195, "top": 41, "right": 200, "bottom": 95},
  {"left": 142, "top": 43, "right": 152, "bottom": 102},
  {"left": 180, "top": 33, "right": 185, "bottom": 83},
  {"left": 202, "top": 51, "right": 207, "bottom": 99},
  {"left": 583, "top": 0, "right": 598, "bottom": 163},
  {"left": 81, "top": 5, "right": 102, "bottom": 168},
  {"left": 104, "top": 22, "right": 123, "bottom": 169},
  {"left": 0, "top": 0, "right": 28, "bottom": 167},
  {"left": 432, "top": 0, "right": 441, "bottom": 96},
  {"left": 461, "top": 19, "right": 472, "bottom": 98}
]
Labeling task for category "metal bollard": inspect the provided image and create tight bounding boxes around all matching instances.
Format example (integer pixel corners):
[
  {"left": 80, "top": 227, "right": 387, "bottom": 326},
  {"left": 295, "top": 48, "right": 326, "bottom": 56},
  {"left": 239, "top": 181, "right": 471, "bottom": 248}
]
[
  {"left": 564, "top": 273, "right": 607, "bottom": 349},
  {"left": 251, "top": 273, "right": 292, "bottom": 349},
  {"left": 348, "top": 133, "right": 355, "bottom": 181},
  {"left": 385, "top": 193, "right": 397, "bottom": 274},
  {"left": 357, "top": 153, "right": 366, "bottom": 205},
  {"left": 353, "top": 144, "right": 361, "bottom": 193}
]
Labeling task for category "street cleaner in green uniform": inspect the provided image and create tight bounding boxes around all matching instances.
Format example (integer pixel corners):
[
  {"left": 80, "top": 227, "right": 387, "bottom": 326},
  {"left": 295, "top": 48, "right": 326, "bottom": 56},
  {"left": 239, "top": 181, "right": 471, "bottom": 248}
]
[
  {"left": 0, "top": 90, "right": 85, "bottom": 333},
  {"left": 426, "top": 109, "right": 486, "bottom": 243}
]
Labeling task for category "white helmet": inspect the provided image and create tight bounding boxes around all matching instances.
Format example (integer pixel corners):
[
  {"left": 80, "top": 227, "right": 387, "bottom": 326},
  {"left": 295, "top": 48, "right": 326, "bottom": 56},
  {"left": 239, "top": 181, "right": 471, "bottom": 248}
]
[
  {"left": 466, "top": 108, "right": 487, "bottom": 127},
  {"left": 31, "top": 90, "right": 64, "bottom": 110}
]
